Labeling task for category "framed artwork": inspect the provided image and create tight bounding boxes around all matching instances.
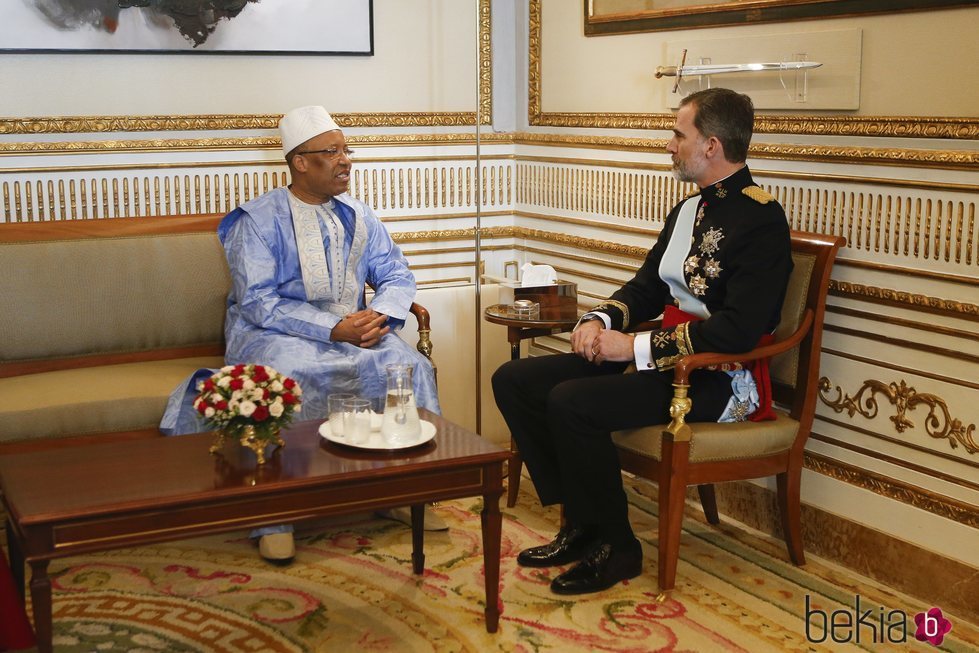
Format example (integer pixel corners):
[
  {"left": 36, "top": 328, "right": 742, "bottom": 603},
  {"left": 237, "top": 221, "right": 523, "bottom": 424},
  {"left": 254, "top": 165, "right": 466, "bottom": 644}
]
[
  {"left": 0, "top": 0, "right": 373, "bottom": 55},
  {"left": 585, "top": 0, "right": 977, "bottom": 34}
]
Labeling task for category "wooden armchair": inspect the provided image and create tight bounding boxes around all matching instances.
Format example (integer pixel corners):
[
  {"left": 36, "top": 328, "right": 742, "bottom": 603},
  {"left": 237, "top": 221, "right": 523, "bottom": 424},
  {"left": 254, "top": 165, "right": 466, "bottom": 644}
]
[{"left": 612, "top": 231, "right": 844, "bottom": 591}]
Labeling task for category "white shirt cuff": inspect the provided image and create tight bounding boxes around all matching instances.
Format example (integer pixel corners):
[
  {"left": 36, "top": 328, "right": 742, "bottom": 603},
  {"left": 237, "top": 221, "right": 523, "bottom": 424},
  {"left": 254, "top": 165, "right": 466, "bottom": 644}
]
[
  {"left": 633, "top": 332, "right": 655, "bottom": 371},
  {"left": 575, "top": 311, "right": 611, "bottom": 331}
]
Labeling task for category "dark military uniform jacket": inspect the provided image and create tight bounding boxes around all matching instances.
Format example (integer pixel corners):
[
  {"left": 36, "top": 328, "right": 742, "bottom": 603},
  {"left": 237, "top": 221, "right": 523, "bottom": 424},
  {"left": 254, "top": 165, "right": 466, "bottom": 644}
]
[{"left": 592, "top": 165, "right": 792, "bottom": 371}]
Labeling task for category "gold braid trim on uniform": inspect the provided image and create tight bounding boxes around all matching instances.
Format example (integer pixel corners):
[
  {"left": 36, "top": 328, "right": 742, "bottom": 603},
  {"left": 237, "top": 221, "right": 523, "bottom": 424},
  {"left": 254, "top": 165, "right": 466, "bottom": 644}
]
[
  {"left": 674, "top": 322, "right": 695, "bottom": 357},
  {"left": 594, "top": 300, "right": 630, "bottom": 329},
  {"left": 685, "top": 188, "right": 702, "bottom": 199},
  {"left": 742, "top": 186, "right": 774, "bottom": 204},
  {"left": 656, "top": 354, "right": 682, "bottom": 370}
]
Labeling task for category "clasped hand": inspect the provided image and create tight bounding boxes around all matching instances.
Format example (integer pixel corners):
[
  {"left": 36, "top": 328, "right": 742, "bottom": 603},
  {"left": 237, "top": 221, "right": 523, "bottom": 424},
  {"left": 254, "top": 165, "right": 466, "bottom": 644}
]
[
  {"left": 331, "top": 308, "right": 390, "bottom": 348},
  {"left": 570, "top": 319, "right": 635, "bottom": 365}
]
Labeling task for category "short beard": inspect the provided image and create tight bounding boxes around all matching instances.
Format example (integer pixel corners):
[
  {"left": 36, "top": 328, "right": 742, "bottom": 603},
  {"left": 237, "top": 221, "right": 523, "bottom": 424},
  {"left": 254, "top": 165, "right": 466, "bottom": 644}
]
[{"left": 672, "top": 160, "right": 698, "bottom": 183}]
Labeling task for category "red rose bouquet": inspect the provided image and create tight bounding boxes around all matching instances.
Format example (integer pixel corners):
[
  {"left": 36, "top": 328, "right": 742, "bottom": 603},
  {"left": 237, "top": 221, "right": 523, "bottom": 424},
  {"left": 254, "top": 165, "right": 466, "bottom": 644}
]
[{"left": 194, "top": 364, "right": 303, "bottom": 456}]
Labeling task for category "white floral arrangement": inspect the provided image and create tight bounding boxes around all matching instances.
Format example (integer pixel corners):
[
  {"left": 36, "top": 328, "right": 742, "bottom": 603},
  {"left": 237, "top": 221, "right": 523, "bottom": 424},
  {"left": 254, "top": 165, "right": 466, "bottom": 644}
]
[{"left": 194, "top": 363, "right": 302, "bottom": 442}]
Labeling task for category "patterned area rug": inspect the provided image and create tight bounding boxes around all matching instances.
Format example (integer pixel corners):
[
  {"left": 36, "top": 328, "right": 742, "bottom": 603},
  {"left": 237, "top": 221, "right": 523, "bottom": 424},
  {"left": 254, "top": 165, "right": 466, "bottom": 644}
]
[{"left": 12, "top": 474, "right": 979, "bottom": 652}]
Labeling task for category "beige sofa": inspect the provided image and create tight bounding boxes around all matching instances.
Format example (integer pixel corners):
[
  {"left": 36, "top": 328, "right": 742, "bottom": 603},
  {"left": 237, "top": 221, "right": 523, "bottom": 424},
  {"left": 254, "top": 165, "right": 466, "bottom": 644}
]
[{"left": 0, "top": 214, "right": 432, "bottom": 453}]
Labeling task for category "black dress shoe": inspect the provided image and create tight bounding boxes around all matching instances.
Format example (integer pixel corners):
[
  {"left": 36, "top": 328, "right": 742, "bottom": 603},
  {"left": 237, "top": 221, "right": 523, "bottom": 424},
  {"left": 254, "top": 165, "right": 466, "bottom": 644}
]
[
  {"left": 550, "top": 538, "right": 643, "bottom": 595},
  {"left": 517, "top": 525, "right": 599, "bottom": 568}
]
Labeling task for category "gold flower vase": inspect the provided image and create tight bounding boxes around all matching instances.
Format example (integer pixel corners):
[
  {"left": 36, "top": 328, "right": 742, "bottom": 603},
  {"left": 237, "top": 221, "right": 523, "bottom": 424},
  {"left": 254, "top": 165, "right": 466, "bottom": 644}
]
[{"left": 209, "top": 422, "right": 286, "bottom": 465}]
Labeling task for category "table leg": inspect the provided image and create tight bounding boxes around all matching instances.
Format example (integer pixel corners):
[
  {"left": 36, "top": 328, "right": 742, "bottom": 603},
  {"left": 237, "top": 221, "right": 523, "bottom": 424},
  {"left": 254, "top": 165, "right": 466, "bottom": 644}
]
[
  {"left": 5, "top": 518, "right": 24, "bottom": 601},
  {"left": 29, "top": 559, "right": 52, "bottom": 653},
  {"left": 481, "top": 488, "right": 503, "bottom": 633},
  {"left": 410, "top": 504, "right": 425, "bottom": 575}
]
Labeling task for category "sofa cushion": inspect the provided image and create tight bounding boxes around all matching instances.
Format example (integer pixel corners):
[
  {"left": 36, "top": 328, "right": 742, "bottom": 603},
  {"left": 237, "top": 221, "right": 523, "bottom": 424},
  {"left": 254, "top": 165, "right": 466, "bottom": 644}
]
[
  {"left": 0, "top": 356, "right": 225, "bottom": 443},
  {"left": 0, "top": 232, "right": 229, "bottom": 363}
]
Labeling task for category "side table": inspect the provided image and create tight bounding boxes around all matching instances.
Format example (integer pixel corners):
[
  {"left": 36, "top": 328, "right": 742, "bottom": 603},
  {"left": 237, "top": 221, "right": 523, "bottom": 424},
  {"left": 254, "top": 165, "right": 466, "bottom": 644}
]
[{"left": 484, "top": 303, "right": 579, "bottom": 507}]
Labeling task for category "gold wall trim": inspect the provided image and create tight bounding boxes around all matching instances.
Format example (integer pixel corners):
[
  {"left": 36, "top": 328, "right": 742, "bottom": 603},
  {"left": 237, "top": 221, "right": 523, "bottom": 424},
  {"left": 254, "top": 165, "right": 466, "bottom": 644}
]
[
  {"left": 813, "top": 416, "right": 979, "bottom": 477},
  {"left": 833, "top": 260, "right": 978, "bottom": 288},
  {"left": 804, "top": 451, "right": 979, "bottom": 529},
  {"left": 822, "top": 348, "right": 979, "bottom": 391},
  {"left": 826, "top": 305, "right": 978, "bottom": 341},
  {"left": 0, "top": 113, "right": 480, "bottom": 135},
  {"left": 527, "top": 0, "right": 978, "bottom": 141},
  {"left": 829, "top": 281, "right": 979, "bottom": 320},
  {"left": 0, "top": 133, "right": 515, "bottom": 156},
  {"left": 823, "top": 324, "right": 979, "bottom": 364},
  {"left": 417, "top": 277, "right": 472, "bottom": 287},
  {"left": 513, "top": 133, "right": 979, "bottom": 170},
  {"left": 478, "top": 0, "right": 493, "bottom": 125},
  {"left": 818, "top": 377, "right": 978, "bottom": 455}
]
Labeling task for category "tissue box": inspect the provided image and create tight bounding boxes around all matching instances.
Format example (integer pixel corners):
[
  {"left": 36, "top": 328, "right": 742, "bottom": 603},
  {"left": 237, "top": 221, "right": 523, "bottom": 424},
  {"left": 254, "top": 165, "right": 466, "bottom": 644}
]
[{"left": 499, "top": 280, "right": 578, "bottom": 309}]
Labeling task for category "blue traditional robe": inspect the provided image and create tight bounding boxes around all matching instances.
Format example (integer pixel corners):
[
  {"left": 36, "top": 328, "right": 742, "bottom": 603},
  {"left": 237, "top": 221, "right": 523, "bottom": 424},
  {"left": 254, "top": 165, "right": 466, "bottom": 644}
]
[{"left": 161, "top": 187, "right": 439, "bottom": 435}]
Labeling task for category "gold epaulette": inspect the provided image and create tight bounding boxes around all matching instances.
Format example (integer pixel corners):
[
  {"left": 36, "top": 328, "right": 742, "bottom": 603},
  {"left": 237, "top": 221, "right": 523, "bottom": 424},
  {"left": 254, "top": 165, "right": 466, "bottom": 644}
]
[
  {"left": 742, "top": 186, "right": 774, "bottom": 204},
  {"left": 685, "top": 188, "right": 701, "bottom": 199}
]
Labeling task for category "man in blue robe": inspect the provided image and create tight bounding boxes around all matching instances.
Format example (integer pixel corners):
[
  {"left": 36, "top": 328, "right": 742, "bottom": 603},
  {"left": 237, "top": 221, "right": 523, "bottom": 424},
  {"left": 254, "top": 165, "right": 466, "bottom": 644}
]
[{"left": 162, "top": 106, "right": 441, "bottom": 562}]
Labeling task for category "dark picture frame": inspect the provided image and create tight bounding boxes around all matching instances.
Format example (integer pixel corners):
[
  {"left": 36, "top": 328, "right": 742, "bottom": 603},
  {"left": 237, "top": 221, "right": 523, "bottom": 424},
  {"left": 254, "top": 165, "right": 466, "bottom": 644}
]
[
  {"left": 0, "top": 0, "right": 374, "bottom": 55},
  {"left": 584, "top": 0, "right": 977, "bottom": 35}
]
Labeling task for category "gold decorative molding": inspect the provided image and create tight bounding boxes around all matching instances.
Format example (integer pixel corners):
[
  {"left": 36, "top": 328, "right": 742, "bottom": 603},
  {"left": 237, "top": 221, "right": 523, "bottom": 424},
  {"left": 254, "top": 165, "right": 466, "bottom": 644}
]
[
  {"left": 755, "top": 115, "right": 979, "bottom": 140},
  {"left": 818, "top": 377, "right": 978, "bottom": 455},
  {"left": 0, "top": 133, "right": 515, "bottom": 156},
  {"left": 513, "top": 133, "right": 979, "bottom": 170},
  {"left": 529, "top": 114, "right": 979, "bottom": 142},
  {"left": 749, "top": 142, "right": 979, "bottom": 170},
  {"left": 829, "top": 281, "right": 979, "bottom": 319},
  {"left": 804, "top": 451, "right": 979, "bottom": 529},
  {"left": 526, "top": 0, "right": 979, "bottom": 141},
  {"left": 478, "top": 0, "right": 493, "bottom": 125},
  {"left": 0, "top": 112, "right": 482, "bottom": 135}
]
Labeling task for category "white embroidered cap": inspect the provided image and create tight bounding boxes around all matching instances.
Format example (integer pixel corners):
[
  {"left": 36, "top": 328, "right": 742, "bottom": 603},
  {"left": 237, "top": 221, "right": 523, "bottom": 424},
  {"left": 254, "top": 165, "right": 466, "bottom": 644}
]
[{"left": 279, "top": 106, "right": 341, "bottom": 157}]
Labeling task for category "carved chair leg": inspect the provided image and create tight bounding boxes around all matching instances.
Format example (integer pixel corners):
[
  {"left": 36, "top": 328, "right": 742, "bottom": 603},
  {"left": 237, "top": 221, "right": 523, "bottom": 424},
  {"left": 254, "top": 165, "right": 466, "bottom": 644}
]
[
  {"left": 657, "top": 435, "right": 690, "bottom": 592},
  {"left": 506, "top": 438, "right": 522, "bottom": 508},
  {"left": 777, "top": 463, "right": 806, "bottom": 566},
  {"left": 697, "top": 484, "right": 720, "bottom": 525}
]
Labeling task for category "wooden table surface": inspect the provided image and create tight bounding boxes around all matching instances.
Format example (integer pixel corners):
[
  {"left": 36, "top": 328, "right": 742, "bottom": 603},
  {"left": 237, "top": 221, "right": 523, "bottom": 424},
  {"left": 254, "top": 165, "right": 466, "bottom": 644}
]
[{"left": 0, "top": 410, "right": 509, "bottom": 651}]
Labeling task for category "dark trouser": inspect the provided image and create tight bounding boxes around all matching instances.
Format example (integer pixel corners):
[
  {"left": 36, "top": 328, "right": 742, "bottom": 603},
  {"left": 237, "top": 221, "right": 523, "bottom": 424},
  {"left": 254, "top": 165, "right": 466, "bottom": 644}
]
[{"left": 492, "top": 353, "right": 733, "bottom": 543}]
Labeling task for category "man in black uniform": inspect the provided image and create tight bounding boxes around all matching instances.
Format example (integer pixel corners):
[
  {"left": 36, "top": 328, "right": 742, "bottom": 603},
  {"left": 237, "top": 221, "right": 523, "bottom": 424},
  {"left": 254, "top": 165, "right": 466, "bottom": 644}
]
[{"left": 492, "top": 88, "right": 792, "bottom": 595}]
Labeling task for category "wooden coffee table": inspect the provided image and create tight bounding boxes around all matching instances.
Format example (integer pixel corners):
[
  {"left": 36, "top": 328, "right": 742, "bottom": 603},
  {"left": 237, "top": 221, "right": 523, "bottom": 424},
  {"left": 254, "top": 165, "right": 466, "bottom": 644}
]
[{"left": 0, "top": 410, "right": 508, "bottom": 653}]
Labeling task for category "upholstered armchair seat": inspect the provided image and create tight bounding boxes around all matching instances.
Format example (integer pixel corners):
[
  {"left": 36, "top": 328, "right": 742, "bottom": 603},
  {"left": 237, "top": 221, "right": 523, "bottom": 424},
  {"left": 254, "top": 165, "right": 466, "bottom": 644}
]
[{"left": 613, "top": 411, "right": 799, "bottom": 464}]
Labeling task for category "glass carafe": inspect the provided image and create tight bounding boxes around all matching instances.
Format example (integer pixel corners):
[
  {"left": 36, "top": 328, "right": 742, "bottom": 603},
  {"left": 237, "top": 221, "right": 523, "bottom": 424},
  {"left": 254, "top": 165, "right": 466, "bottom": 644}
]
[{"left": 381, "top": 363, "right": 421, "bottom": 445}]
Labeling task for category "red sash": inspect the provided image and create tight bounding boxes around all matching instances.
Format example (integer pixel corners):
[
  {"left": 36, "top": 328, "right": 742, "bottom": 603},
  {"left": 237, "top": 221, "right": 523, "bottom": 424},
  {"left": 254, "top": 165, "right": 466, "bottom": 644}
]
[
  {"left": 662, "top": 306, "right": 776, "bottom": 421},
  {"left": 0, "top": 548, "right": 35, "bottom": 650}
]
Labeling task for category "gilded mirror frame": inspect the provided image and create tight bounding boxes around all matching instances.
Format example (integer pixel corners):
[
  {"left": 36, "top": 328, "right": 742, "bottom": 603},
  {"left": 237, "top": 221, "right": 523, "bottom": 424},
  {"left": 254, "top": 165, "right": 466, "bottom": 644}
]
[{"left": 584, "top": 0, "right": 977, "bottom": 34}]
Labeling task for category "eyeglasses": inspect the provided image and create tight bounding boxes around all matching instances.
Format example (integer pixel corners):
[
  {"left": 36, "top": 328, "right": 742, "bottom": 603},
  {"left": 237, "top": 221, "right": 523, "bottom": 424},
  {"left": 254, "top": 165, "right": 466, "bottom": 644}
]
[{"left": 296, "top": 147, "right": 355, "bottom": 160}]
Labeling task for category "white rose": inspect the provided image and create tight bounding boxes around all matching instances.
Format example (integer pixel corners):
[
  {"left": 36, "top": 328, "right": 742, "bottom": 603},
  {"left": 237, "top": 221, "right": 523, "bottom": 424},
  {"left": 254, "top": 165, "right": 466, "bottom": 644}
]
[
  {"left": 250, "top": 388, "right": 265, "bottom": 401},
  {"left": 217, "top": 376, "right": 232, "bottom": 388},
  {"left": 220, "top": 365, "right": 235, "bottom": 373},
  {"left": 231, "top": 390, "right": 243, "bottom": 402},
  {"left": 270, "top": 380, "right": 284, "bottom": 393},
  {"left": 269, "top": 402, "right": 284, "bottom": 418},
  {"left": 239, "top": 400, "right": 256, "bottom": 417},
  {"left": 204, "top": 407, "right": 216, "bottom": 418}
]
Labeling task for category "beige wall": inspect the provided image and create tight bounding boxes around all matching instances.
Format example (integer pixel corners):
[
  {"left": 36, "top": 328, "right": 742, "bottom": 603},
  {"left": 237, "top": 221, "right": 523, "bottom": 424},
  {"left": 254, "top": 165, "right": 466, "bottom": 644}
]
[
  {"left": 541, "top": 0, "right": 979, "bottom": 116},
  {"left": 0, "top": 0, "right": 477, "bottom": 117}
]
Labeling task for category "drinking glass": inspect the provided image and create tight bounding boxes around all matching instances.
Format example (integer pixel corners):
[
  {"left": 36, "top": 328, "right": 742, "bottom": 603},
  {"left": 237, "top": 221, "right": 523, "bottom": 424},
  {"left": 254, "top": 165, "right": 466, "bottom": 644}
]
[
  {"left": 327, "top": 393, "right": 356, "bottom": 437},
  {"left": 342, "top": 398, "right": 372, "bottom": 444}
]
